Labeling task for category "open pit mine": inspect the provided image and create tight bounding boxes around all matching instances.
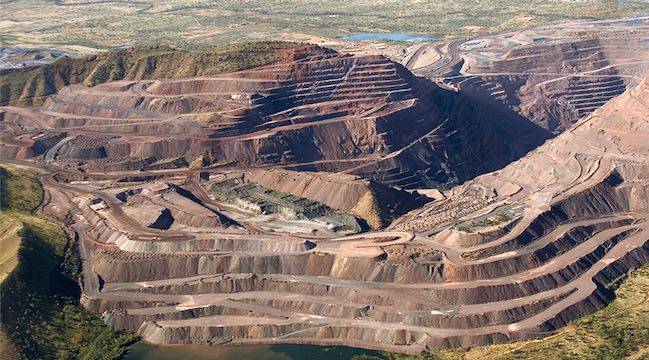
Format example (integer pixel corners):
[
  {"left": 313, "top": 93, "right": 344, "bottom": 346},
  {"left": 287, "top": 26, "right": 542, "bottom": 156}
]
[{"left": 1, "top": 18, "right": 649, "bottom": 355}]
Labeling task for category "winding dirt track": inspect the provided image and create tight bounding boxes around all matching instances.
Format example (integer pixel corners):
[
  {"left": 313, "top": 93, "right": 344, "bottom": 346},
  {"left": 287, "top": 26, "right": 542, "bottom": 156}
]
[
  {"left": 1, "top": 20, "right": 649, "bottom": 354},
  {"left": 5, "top": 74, "right": 649, "bottom": 352}
]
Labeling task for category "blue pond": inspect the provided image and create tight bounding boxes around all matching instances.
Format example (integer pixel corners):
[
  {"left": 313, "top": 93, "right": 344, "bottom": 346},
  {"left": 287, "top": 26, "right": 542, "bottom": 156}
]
[{"left": 342, "top": 33, "right": 438, "bottom": 42}]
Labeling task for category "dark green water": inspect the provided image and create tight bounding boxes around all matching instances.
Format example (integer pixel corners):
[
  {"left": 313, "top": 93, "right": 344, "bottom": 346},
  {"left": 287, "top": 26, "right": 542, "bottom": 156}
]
[{"left": 125, "top": 342, "right": 388, "bottom": 360}]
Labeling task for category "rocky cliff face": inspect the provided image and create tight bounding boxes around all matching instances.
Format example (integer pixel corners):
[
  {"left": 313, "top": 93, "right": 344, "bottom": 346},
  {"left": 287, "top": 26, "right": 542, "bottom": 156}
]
[
  {"left": 1, "top": 45, "right": 549, "bottom": 189},
  {"left": 3, "top": 43, "right": 648, "bottom": 354},
  {"left": 410, "top": 19, "right": 649, "bottom": 133},
  {"left": 82, "top": 78, "right": 649, "bottom": 352}
]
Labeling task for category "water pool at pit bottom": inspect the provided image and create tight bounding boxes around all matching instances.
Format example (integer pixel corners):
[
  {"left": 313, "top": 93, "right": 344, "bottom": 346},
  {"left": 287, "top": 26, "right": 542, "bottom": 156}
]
[{"left": 125, "top": 342, "right": 389, "bottom": 360}]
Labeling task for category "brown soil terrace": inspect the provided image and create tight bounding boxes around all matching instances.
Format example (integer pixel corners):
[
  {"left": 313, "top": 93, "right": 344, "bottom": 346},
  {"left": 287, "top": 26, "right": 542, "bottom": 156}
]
[
  {"left": 1, "top": 17, "right": 649, "bottom": 355},
  {"left": 405, "top": 17, "right": 649, "bottom": 133}
]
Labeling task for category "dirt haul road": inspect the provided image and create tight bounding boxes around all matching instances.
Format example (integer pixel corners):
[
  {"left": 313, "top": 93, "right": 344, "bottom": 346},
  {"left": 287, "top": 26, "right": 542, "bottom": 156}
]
[{"left": 1, "top": 24, "right": 649, "bottom": 354}]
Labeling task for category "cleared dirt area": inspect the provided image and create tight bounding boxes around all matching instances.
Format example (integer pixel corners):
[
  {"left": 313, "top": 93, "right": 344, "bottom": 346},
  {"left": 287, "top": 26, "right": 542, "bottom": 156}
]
[{"left": 1, "top": 19, "right": 649, "bottom": 356}]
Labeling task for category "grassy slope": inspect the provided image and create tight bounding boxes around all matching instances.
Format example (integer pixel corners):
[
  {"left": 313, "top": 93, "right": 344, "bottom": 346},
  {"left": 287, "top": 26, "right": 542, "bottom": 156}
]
[
  {"left": 0, "top": 165, "right": 43, "bottom": 213},
  {"left": 0, "top": 165, "right": 42, "bottom": 283},
  {"left": 0, "top": 41, "right": 296, "bottom": 107},
  {"left": 381, "top": 266, "right": 649, "bottom": 360},
  {"left": 0, "top": 164, "right": 137, "bottom": 360},
  {"left": 0, "top": 219, "right": 21, "bottom": 283}
]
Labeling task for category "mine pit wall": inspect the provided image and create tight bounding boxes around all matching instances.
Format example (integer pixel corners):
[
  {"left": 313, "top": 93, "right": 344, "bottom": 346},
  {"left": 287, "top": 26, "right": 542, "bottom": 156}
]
[
  {"left": 81, "top": 114, "right": 390, "bottom": 167},
  {"left": 353, "top": 87, "right": 548, "bottom": 189},
  {"left": 431, "top": 251, "right": 637, "bottom": 305},
  {"left": 86, "top": 239, "right": 649, "bottom": 350},
  {"left": 422, "top": 244, "right": 649, "bottom": 349},
  {"left": 466, "top": 171, "right": 641, "bottom": 258},
  {"left": 134, "top": 321, "right": 429, "bottom": 351},
  {"left": 53, "top": 84, "right": 248, "bottom": 116},
  {"left": 466, "top": 219, "right": 634, "bottom": 260},
  {"left": 444, "top": 171, "right": 645, "bottom": 280},
  {"left": 88, "top": 235, "right": 638, "bottom": 305},
  {"left": 86, "top": 171, "right": 649, "bottom": 302},
  {"left": 373, "top": 100, "right": 441, "bottom": 151},
  {"left": 5, "top": 50, "right": 556, "bottom": 191},
  {"left": 461, "top": 33, "right": 647, "bottom": 132},
  {"left": 141, "top": 95, "right": 233, "bottom": 114},
  {"left": 7, "top": 50, "right": 550, "bottom": 191},
  {"left": 101, "top": 290, "right": 572, "bottom": 334},
  {"left": 43, "top": 97, "right": 149, "bottom": 120},
  {"left": 1, "top": 109, "right": 49, "bottom": 130},
  {"left": 446, "top": 229, "right": 637, "bottom": 282},
  {"left": 518, "top": 75, "right": 577, "bottom": 132},
  {"left": 541, "top": 241, "right": 649, "bottom": 331},
  {"left": 82, "top": 298, "right": 167, "bottom": 315},
  {"left": 84, "top": 166, "right": 648, "bottom": 276},
  {"left": 370, "top": 74, "right": 450, "bottom": 149},
  {"left": 91, "top": 250, "right": 428, "bottom": 284},
  {"left": 475, "top": 38, "right": 606, "bottom": 74},
  {"left": 39, "top": 111, "right": 208, "bottom": 135},
  {"left": 35, "top": 50, "right": 648, "bottom": 351},
  {"left": 145, "top": 77, "right": 276, "bottom": 96}
]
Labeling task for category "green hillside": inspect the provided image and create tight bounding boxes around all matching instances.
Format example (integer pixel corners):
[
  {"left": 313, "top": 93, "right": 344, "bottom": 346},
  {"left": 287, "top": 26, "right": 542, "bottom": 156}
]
[{"left": 0, "top": 164, "right": 137, "bottom": 360}]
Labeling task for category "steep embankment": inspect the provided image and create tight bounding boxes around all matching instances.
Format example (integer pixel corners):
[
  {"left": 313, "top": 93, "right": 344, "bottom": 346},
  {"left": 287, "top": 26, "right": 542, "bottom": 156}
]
[
  {"left": 243, "top": 169, "right": 429, "bottom": 228},
  {"left": 3, "top": 67, "right": 647, "bottom": 354},
  {"left": 0, "top": 165, "right": 42, "bottom": 213},
  {"left": 0, "top": 41, "right": 303, "bottom": 107},
  {"left": 0, "top": 165, "right": 136, "bottom": 360},
  {"left": 410, "top": 20, "right": 649, "bottom": 134},
  {"left": 1, "top": 46, "right": 550, "bottom": 189},
  {"left": 399, "top": 263, "right": 649, "bottom": 359},
  {"left": 0, "top": 165, "right": 43, "bottom": 287}
]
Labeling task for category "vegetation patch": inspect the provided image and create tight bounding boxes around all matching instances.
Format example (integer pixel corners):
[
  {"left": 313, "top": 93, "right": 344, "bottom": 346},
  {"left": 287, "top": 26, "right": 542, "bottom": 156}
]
[
  {"left": 2, "top": 1, "right": 648, "bottom": 52},
  {"left": 0, "top": 217, "right": 22, "bottom": 283},
  {"left": 0, "top": 165, "right": 43, "bottom": 213},
  {"left": 0, "top": 41, "right": 296, "bottom": 106},
  {"left": 457, "top": 212, "right": 511, "bottom": 233},
  {"left": 210, "top": 180, "right": 364, "bottom": 233},
  {"left": 0, "top": 164, "right": 137, "bottom": 359}
]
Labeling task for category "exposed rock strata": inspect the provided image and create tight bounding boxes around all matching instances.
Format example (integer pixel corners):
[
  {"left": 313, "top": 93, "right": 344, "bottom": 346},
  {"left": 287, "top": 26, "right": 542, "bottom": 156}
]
[
  {"left": 0, "top": 46, "right": 550, "bottom": 189},
  {"left": 1, "top": 39, "right": 649, "bottom": 355}
]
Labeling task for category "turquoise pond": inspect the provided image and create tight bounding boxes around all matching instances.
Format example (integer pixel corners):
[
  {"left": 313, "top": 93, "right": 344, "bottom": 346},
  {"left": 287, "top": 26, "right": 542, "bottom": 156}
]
[
  {"left": 125, "top": 342, "right": 388, "bottom": 360},
  {"left": 342, "top": 33, "right": 438, "bottom": 42}
]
